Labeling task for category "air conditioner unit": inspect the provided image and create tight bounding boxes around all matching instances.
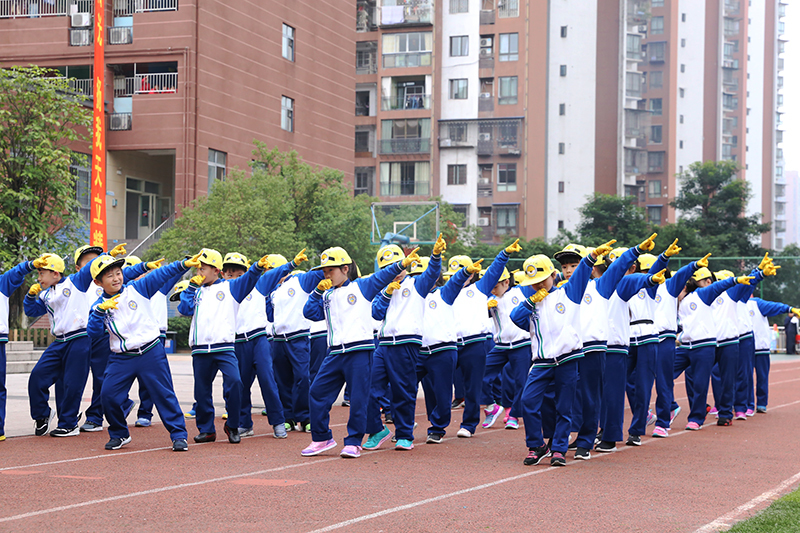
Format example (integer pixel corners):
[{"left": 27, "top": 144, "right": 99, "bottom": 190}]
[
  {"left": 69, "top": 29, "right": 91, "bottom": 46},
  {"left": 479, "top": 177, "right": 491, "bottom": 185},
  {"left": 71, "top": 13, "right": 91, "bottom": 27},
  {"left": 477, "top": 217, "right": 490, "bottom": 227},
  {"left": 110, "top": 114, "right": 132, "bottom": 131},
  {"left": 638, "top": 24, "right": 647, "bottom": 33},
  {"left": 440, "top": 139, "right": 452, "bottom": 147},
  {"left": 480, "top": 92, "right": 492, "bottom": 98},
  {"left": 479, "top": 133, "right": 492, "bottom": 141},
  {"left": 479, "top": 48, "right": 493, "bottom": 58},
  {"left": 480, "top": 37, "right": 493, "bottom": 47}
]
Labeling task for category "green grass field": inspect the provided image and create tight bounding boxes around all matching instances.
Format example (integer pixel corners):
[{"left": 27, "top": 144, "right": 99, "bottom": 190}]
[{"left": 727, "top": 487, "right": 800, "bottom": 532}]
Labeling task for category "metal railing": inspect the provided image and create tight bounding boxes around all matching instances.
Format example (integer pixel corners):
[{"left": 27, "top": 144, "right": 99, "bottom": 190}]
[
  {"left": 356, "top": 55, "right": 377, "bottom": 75},
  {"left": 128, "top": 214, "right": 175, "bottom": 257},
  {"left": 1, "top": 0, "right": 92, "bottom": 18},
  {"left": 479, "top": 95, "right": 494, "bottom": 112},
  {"left": 108, "top": 25, "right": 133, "bottom": 45},
  {"left": 381, "top": 94, "right": 430, "bottom": 111},
  {"left": 69, "top": 28, "right": 92, "bottom": 46},
  {"left": 47, "top": 76, "right": 93, "bottom": 96},
  {"left": 114, "top": 73, "right": 178, "bottom": 96},
  {"left": 382, "top": 52, "right": 432, "bottom": 68},
  {"left": 378, "top": 138, "right": 431, "bottom": 154},
  {"left": 380, "top": 1, "right": 432, "bottom": 26},
  {"left": 108, "top": 112, "right": 132, "bottom": 131},
  {"left": 356, "top": 5, "right": 377, "bottom": 31},
  {"left": 480, "top": 9, "right": 494, "bottom": 24},
  {"left": 379, "top": 180, "right": 429, "bottom": 196},
  {"left": 113, "top": 0, "right": 177, "bottom": 16}
]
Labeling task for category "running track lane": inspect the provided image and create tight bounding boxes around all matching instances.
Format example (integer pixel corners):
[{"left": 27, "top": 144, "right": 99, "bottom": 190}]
[{"left": 1, "top": 360, "right": 799, "bottom": 532}]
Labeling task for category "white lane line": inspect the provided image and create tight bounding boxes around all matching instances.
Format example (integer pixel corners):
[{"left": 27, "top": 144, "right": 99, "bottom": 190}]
[{"left": 694, "top": 470, "right": 800, "bottom": 532}]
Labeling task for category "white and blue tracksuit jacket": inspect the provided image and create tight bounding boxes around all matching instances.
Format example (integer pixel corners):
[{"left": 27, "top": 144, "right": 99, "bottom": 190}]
[
  {"left": 24, "top": 260, "right": 94, "bottom": 341},
  {"left": 1, "top": 261, "right": 35, "bottom": 342}
]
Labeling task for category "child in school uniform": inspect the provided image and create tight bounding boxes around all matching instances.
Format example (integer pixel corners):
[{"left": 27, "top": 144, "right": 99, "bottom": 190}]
[
  {"left": 24, "top": 253, "right": 96, "bottom": 437},
  {"left": 365, "top": 235, "right": 445, "bottom": 451},
  {"left": 270, "top": 263, "right": 325, "bottom": 434},
  {"left": 87, "top": 254, "right": 191, "bottom": 451},
  {"left": 231, "top": 251, "right": 307, "bottom": 437},
  {"left": 416, "top": 257, "right": 480, "bottom": 443},
  {"left": 178, "top": 248, "right": 273, "bottom": 444},
  {"left": 0, "top": 258, "right": 36, "bottom": 441},
  {"left": 447, "top": 239, "right": 521, "bottom": 438},
  {"left": 511, "top": 242, "right": 614, "bottom": 467},
  {"left": 301, "top": 246, "right": 419, "bottom": 459}
]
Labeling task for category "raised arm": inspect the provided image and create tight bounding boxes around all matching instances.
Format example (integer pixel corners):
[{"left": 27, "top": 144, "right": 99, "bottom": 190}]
[
  {"left": 177, "top": 282, "right": 198, "bottom": 316},
  {"left": 131, "top": 259, "right": 190, "bottom": 299},
  {"left": 414, "top": 253, "right": 442, "bottom": 297},
  {"left": 122, "top": 262, "right": 148, "bottom": 283},
  {"left": 158, "top": 269, "right": 186, "bottom": 296},
  {"left": 23, "top": 290, "right": 47, "bottom": 318},
  {"left": 69, "top": 259, "right": 95, "bottom": 292},
  {"left": 229, "top": 263, "right": 267, "bottom": 303},
  {"left": 303, "top": 286, "right": 326, "bottom": 322},
  {"left": 666, "top": 261, "right": 699, "bottom": 297},
  {"left": 695, "top": 277, "right": 737, "bottom": 306},
  {"left": 753, "top": 297, "right": 791, "bottom": 317},
  {"left": 475, "top": 250, "right": 511, "bottom": 296},
  {"left": 87, "top": 295, "right": 107, "bottom": 338},
  {"left": 595, "top": 247, "right": 641, "bottom": 298},
  {"left": 728, "top": 269, "right": 763, "bottom": 302},
  {"left": 440, "top": 266, "right": 471, "bottom": 305},
  {"left": 255, "top": 263, "right": 293, "bottom": 296},
  {"left": 563, "top": 255, "right": 596, "bottom": 304},
  {"left": 357, "top": 262, "right": 404, "bottom": 301},
  {"left": 297, "top": 270, "right": 326, "bottom": 293},
  {"left": 0, "top": 261, "right": 34, "bottom": 297},
  {"left": 616, "top": 273, "right": 656, "bottom": 302}
]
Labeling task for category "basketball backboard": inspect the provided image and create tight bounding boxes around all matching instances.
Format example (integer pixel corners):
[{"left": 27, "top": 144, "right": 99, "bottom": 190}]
[{"left": 371, "top": 201, "right": 440, "bottom": 246}]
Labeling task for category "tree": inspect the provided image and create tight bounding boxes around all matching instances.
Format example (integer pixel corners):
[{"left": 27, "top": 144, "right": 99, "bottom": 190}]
[
  {"left": 671, "top": 161, "right": 770, "bottom": 257},
  {"left": 574, "top": 193, "right": 650, "bottom": 247},
  {"left": 0, "top": 66, "right": 92, "bottom": 327}
]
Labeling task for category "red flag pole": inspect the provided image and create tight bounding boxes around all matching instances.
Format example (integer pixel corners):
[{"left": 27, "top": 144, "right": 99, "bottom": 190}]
[{"left": 90, "top": 0, "right": 106, "bottom": 249}]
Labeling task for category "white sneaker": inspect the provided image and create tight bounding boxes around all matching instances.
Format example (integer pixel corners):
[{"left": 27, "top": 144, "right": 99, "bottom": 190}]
[{"left": 456, "top": 428, "right": 472, "bottom": 438}]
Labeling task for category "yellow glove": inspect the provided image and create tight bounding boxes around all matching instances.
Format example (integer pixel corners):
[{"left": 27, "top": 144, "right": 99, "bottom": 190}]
[
  {"left": 696, "top": 253, "right": 712, "bottom": 268},
  {"left": 257, "top": 254, "right": 271, "bottom": 269},
  {"left": 638, "top": 233, "right": 658, "bottom": 252},
  {"left": 385, "top": 281, "right": 402, "bottom": 295},
  {"left": 651, "top": 268, "right": 667, "bottom": 285},
  {"left": 487, "top": 299, "right": 498, "bottom": 309},
  {"left": 108, "top": 243, "right": 127, "bottom": 258},
  {"left": 736, "top": 276, "right": 755, "bottom": 286},
  {"left": 184, "top": 252, "right": 203, "bottom": 268},
  {"left": 758, "top": 252, "right": 772, "bottom": 271},
  {"left": 529, "top": 288, "right": 549, "bottom": 304},
  {"left": 664, "top": 239, "right": 681, "bottom": 257},
  {"left": 433, "top": 233, "right": 447, "bottom": 255},
  {"left": 593, "top": 239, "right": 617, "bottom": 258},
  {"left": 317, "top": 279, "right": 333, "bottom": 292},
  {"left": 401, "top": 247, "right": 421, "bottom": 268},
  {"left": 97, "top": 294, "right": 121, "bottom": 311},
  {"left": 293, "top": 248, "right": 308, "bottom": 265},
  {"left": 791, "top": 307, "right": 800, "bottom": 318},
  {"left": 32, "top": 255, "right": 51, "bottom": 269},
  {"left": 146, "top": 258, "right": 165, "bottom": 270},
  {"left": 466, "top": 258, "right": 484, "bottom": 275},
  {"left": 28, "top": 283, "right": 42, "bottom": 297},
  {"left": 189, "top": 275, "right": 205, "bottom": 286},
  {"left": 505, "top": 238, "right": 522, "bottom": 254},
  {"left": 763, "top": 263, "right": 781, "bottom": 277}
]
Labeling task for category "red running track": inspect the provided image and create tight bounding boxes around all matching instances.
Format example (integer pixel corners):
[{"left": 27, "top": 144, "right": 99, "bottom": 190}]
[{"left": 2, "top": 359, "right": 800, "bottom": 532}]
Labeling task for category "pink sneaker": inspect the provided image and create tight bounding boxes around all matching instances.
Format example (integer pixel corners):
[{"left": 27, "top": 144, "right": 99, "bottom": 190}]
[
  {"left": 652, "top": 426, "right": 668, "bottom": 438},
  {"left": 745, "top": 409, "right": 755, "bottom": 417},
  {"left": 735, "top": 411, "right": 747, "bottom": 420},
  {"left": 709, "top": 407, "right": 719, "bottom": 418},
  {"left": 505, "top": 417, "right": 519, "bottom": 430},
  {"left": 646, "top": 411, "right": 657, "bottom": 426},
  {"left": 482, "top": 404, "right": 505, "bottom": 429},
  {"left": 685, "top": 421, "right": 701, "bottom": 431},
  {"left": 340, "top": 445, "right": 362, "bottom": 458},
  {"left": 301, "top": 438, "right": 337, "bottom": 457},
  {"left": 503, "top": 411, "right": 510, "bottom": 425}
]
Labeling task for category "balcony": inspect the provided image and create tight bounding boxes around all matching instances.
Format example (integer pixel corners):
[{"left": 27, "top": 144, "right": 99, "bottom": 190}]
[
  {"left": 626, "top": 0, "right": 649, "bottom": 24},
  {"left": 380, "top": 180, "right": 429, "bottom": 196},
  {"left": 356, "top": 42, "right": 378, "bottom": 75},
  {"left": 477, "top": 179, "right": 493, "bottom": 197},
  {"left": 722, "top": 58, "right": 739, "bottom": 69},
  {"left": 69, "top": 28, "right": 92, "bottom": 46},
  {"left": 479, "top": 93, "right": 494, "bottom": 112},
  {"left": 1, "top": 0, "right": 92, "bottom": 18},
  {"left": 108, "top": 25, "right": 133, "bottom": 45},
  {"left": 113, "top": 73, "right": 178, "bottom": 96},
  {"left": 381, "top": 94, "right": 430, "bottom": 111},
  {"left": 724, "top": 0, "right": 740, "bottom": 16},
  {"left": 624, "top": 148, "right": 647, "bottom": 174},
  {"left": 112, "top": 0, "right": 178, "bottom": 17},
  {"left": 49, "top": 77, "right": 93, "bottom": 97},
  {"left": 647, "top": 163, "right": 664, "bottom": 173},
  {"left": 380, "top": 0, "right": 432, "bottom": 27},
  {"left": 108, "top": 112, "right": 132, "bottom": 131},
  {"left": 378, "top": 138, "right": 431, "bottom": 154},
  {"left": 383, "top": 52, "right": 432, "bottom": 69},
  {"left": 480, "top": 9, "right": 494, "bottom": 24},
  {"left": 479, "top": 56, "right": 494, "bottom": 70},
  {"left": 356, "top": 2, "right": 377, "bottom": 32}
]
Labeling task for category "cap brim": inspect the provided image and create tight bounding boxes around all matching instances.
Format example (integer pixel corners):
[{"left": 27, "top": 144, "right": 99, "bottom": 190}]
[
  {"left": 168, "top": 292, "right": 182, "bottom": 302},
  {"left": 554, "top": 252, "right": 582, "bottom": 264},
  {"left": 518, "top": 272, "right": 551, "bottom": 286},
  {"left": 77, "top": 246, "right": 104, "bottom": 262},
  {"left": 94, "top": 258, "right": 126, "bottom": 280}
]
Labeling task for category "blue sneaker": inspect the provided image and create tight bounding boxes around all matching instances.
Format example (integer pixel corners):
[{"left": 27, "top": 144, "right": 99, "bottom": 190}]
[
  {"left": 395, "top": 439, "right": 414, "bottom": 450},
  {"left": 184, "top": 409, "right": 196, "bottom": 419},
  {"left": 363, "top": 427, "right": 391, "bottom": 450},
  {"left": 134, "top": 418, "right": 151, "bottom": 427},
  {"left": 122, "top": 400, "right": 137, "bottom": 420}
]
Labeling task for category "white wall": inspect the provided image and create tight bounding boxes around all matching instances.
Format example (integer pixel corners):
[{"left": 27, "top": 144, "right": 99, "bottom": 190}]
[
  {"left": 546, "top": 0, "right": 597, "bottom": 239},
  {"left": 746, "top": 0, "right": 766, "bottom": 223}
]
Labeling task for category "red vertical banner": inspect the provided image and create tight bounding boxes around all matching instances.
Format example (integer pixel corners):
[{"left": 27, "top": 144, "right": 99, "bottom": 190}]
[{"left": 90, "top": 0, "right": 106, "bottom": 249}]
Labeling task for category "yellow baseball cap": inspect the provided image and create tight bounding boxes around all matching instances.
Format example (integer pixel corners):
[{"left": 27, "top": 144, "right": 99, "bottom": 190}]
[
  {"left": 693, "top": 267, "right": 713, "bottom": 281},
  {"left": 715, "top": 269, "right": 735, "bottom": 280},
  {"left": 124, "top": 255, "right": 142, "bottom": 268},
  {"left": 554, "top": 244, "right": 587, "bottom": 265},
  {"left": 264, "top": 254, "right": 288, "bottom": 269},
  {"left": 638, "top": 253, "right": 658, "bottom": 271},
  {"left": 73, "top": 245, "right": 103, "bottom": 266},
  {"left": 90, "top": 255, "right": 125, "bottom": 280},
  {"left": 36, "top": 253, "right": 65, "bottom": 274},
  {"left": 169, "top": 280, "right": 190, "bottom": 302},
  {"left": 198, "top": 248, "right": 223, "bottom": 268},
  {"left": 312, "top": 247, "right": 352, "bottom": 270},
  {"left": 444, "top": 255, "right": 472, "bottom": 276},
  {"left": 607, "top": 247, "right": 629, "bottom": 263},
  {"left": 496, "top": 267, "right": 511, "bottom": 283},
  {"left": 377, "top": 245, "right": 404, "bottom": 269},
  {"left": 409, "top": 256, "right": 430, "bottom": 275},
  {"left": 223, "top": 252, "right": 250, "bottom": 269},
  {"left": 518, "top": 255, "right": 556, "bottom": 286},
  {"left": 512, "top": 270, "right": 526, "bottom": 284}
]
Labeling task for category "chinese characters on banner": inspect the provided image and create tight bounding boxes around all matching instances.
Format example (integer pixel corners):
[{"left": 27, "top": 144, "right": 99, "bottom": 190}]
[{"left": 90, "top": 0, "right": 106, "bottom": 249}]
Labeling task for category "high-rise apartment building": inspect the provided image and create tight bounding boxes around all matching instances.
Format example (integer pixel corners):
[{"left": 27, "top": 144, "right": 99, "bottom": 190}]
[{"left": 1, "top": 0, "right": 354, "bottom": 245}]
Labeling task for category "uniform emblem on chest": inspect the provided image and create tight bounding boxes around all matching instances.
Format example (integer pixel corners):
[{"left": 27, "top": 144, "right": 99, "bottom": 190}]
[
  {"left": 347, "top": 294, "right": 357, "bottom": 305},
  {"left": 128, "top": 301, "right": 138, "bottom": 311},
  {"left": 287, "top": 288, "right": 295, "bottom": 297},
  {"left": 655, "top": 294, "right": 661, "bottom": 303},
  {"left": 556, "top": 303, "right": 566, "bottom": 314},
  {"left": 429, "top": 300, "right": 437, "bottom": 309},
  {"left": 749, "top": 310, "right": 755, "bottom": 317},
  {"left": 583, "top": 294, "right": 592, "bottom": 304},
  {"left": 466, "top": 289, "right": 474, "bottom": 298},
  {"left": 402, "top": 288, "right": 411, "bottom": 297},
  {"left": 216, "top": 291, "right": 225, "bottom": 301},
  {"left": 637, "top": 290, "right": 646, "bottom": 299},
  {"left": 689, "top": 302, "right": 698, "bottom": 311},
  {"left": 245, "top": 294, "right": 253, "bottom": 301},
  {"left": 62, "top": 288, "right": 71, "bottom": 297},
  {"left": 96, "top": 288, "right": 103, "bottom": 297},
  {"left": 511, "top": 296, "right": 520, "bottom": 305},
  {"left": 716, "top": 297, "right": 724, "bottom": 305}
]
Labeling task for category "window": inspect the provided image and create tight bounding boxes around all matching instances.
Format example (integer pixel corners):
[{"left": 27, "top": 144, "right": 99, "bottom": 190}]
[
  {"left": 558, "top": 181, "right": 565, "bottom": 193},
  {"left": 495, "top": 206, "right": 518, "bottom": 235},
  {"left": 679, "top": 140, "right": 684, "bottom": 149},
  {"left": 647, "top": 205, "right": 662, "bottom": 224},
  {"left": 450, "top": 36, "right": 469, "bottom": 57},
  {"left": 560, "top": 65, "right": 567, "bottom": 76},
  {"left": 281, "top": 96, "right": 294, "bottom": 132},
  {"left": 559, "top": 103, "right": 566, "bottom": 116},
  {"left": 650, "top": 71, "right": 663, "bottom": 88},
  {"left": 558, "top": 220, "right": 564, "bottom": 230},
  {"left": 497, "top": 163, "right": 517, "bottom": 192},
  {"left": 498, "top": 0, "right": 519, "bottom": 18},
  {"left": 648, "top": 180, "right": 661, "bottom": 198},
  {"left": 450, "top": 0, "right": 468, "bottom": 13},
  {"left": 355, "top": 90, "right": 370, "bottom": 116},
  {"left": 650, "top": 98, "right": 662, "bottom": 116},
  {"left": 652, "top": 0, "right": 664, "bottom": 6},
  {"left": 382, "top": 118, "right": 430, "bottom": 139},
  {"left": 558, "top": 142, "right": 565, "bottom": 154},
  {"left": 626, "top": 34, "right": 642, "bottom": 60},
  {"left": 379, "top": 162, "right": 431, "bottom": 196},
  {"left": 449, "top": 123, "right": 467, "bottom": 143},
  {"left": 355, "top": 130, "right": 371, "bottom": 153},
  {"left": 447, "top": 164, "right": 467, "bottom": 185},
  {"left": 680, "top": 63, "right": 685, "bottom": 73},
  {"left": 681, "top": 38, "right": 686, "bottom": 48},
  {"left": 499, "top": 33, "right": 519, "bottom": 61},
  {"left": 71, "top": 156, "right": 91, "bottom": 224},
  {"left": 282, "top": 24, "right": 295, "bottom": 61},
  {"left": 648, "top": 151, "right": 664, "bottom": 172},
  {"left": 382, "top": 32, "right": 433, "bottom": 68},
  {"left": 208, "top": 149, "right": 227, "bottom": 190},
  {"left": 560, "top": 26, "right": 567, "bottom": 37},
  {"left": 651, "top": 16, "right": 664, "bottom": 34},
  {"left": 679, "top": 88, "right": 685, "bottom": 98},
  {"left": 499, "top": 76, "right": 518, "bottom": 104},
  {"left": 452, "top": 205, "right": 469, "bottom": 227},
  {"left": 449, "top": 79, "right": 468, "bottom": 99},
  {"left": 649, "top": 42, "right": 666, "bottom": 62},
  {"left": 650, "top": 125, "right": 662, "bottom": 144},
  {"left": 354, "top": 167, "right": 374, "bottom": 196}
]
